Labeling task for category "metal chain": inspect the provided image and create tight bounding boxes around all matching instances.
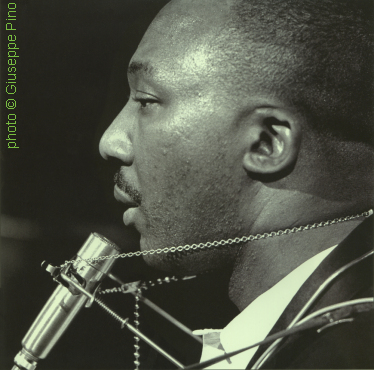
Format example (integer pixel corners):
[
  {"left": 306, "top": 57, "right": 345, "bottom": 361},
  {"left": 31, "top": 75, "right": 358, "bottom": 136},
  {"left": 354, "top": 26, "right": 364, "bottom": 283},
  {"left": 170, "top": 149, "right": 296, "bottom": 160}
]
[
  {"left": 99, "top": 275, "right": 185, "bottom": 370},
  {"left": 60, "top": 209, "right": 373, "bottom": 268},
  {"left": 98, "top": 276, "right": 185, "bottom": 295},
  {"left": 133, "top": 288, "right": 141, "bottom": 370}
]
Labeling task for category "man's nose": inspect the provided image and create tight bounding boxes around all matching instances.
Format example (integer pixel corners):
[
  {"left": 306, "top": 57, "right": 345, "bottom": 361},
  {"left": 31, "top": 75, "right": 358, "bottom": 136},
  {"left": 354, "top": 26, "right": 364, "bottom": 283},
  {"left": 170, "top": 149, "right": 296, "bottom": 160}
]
[{"left": 99, "top": 106, "right": 134, "bottom": 165}]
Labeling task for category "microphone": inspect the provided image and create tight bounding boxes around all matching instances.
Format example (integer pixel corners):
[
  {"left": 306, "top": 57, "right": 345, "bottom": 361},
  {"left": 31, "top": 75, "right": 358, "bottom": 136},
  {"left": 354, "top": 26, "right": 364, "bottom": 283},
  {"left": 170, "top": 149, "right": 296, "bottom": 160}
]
[{"left": 12, "top": 233, "right": 121, "bottom": 370}]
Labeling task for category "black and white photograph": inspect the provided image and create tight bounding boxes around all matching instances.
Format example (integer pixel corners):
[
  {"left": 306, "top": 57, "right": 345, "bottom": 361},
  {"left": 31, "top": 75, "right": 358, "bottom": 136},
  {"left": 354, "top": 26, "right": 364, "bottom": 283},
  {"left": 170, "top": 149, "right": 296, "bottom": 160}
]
[{"left": 1, "top": 1, "right": 373, "bottom": 369}]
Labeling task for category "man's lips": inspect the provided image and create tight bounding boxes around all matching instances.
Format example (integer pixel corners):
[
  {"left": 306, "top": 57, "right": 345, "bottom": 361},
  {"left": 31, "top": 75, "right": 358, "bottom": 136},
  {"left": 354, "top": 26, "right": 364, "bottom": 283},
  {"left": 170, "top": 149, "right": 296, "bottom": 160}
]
[{"left": 114, "top": 185, "right": 139, "bottom": 207}]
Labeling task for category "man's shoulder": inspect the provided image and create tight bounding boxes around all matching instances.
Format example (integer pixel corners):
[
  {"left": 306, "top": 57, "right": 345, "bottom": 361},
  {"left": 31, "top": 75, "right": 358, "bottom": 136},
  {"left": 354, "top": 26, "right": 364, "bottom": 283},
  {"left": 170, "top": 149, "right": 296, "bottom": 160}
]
[
  {"left": 254, "top": 216, "right": 374, "bottom": 369},
  {"left": 263, "top": 290, "right": 374, "bottom": 368}
]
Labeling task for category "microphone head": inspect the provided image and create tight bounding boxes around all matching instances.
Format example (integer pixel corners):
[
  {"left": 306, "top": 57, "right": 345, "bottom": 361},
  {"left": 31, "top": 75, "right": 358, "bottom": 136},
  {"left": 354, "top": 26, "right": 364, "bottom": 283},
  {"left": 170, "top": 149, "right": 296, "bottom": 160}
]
[{"left": 71, "top": 232, "right": 122, "bottom": 291}]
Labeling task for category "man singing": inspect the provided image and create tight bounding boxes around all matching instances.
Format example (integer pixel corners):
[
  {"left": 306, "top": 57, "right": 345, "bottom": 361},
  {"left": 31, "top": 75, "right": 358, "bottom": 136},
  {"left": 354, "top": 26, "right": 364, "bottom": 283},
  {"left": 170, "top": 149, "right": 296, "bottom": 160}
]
[{"left": 99, "top": 0, "right": 373, "bottom": 368}]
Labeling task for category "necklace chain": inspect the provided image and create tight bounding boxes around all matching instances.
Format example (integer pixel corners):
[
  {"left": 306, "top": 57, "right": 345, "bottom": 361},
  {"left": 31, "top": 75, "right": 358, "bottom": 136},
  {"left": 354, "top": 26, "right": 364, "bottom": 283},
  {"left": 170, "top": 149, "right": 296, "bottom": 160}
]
[{"left": 60, "top": 209, "right": 373, "bottom": 268}]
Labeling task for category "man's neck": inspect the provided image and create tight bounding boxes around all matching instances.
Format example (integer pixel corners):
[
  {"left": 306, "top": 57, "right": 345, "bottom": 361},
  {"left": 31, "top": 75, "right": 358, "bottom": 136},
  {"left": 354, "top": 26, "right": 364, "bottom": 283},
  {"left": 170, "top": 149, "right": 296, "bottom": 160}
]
[{"left": 228, "top": 217, "right": 364, "bottom": 311}]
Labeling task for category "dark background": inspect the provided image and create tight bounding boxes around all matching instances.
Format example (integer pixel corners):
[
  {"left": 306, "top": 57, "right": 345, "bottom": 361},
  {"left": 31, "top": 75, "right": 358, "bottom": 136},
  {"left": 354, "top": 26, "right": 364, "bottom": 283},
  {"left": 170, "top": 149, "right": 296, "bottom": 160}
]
[{"left": 1, "top": 1, "right": 238, "bottom": 369}]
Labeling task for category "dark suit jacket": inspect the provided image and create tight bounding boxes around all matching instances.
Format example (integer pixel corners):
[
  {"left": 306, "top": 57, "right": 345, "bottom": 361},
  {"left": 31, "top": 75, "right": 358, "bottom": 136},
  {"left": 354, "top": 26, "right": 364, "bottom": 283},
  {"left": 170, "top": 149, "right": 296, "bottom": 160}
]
[{"left": 248, "top": 216, "right": 374, "bottom": 369}]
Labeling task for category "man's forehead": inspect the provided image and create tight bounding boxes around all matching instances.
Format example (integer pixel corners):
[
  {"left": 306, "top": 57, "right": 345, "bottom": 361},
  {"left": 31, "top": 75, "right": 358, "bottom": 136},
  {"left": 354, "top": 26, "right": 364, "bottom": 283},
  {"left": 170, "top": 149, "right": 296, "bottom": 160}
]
[
  {"left": 128, "top": 46, "right": 213, "bottom": 90},
  {"left": 161, "top": 0, "right": 233, "bottom": 25},
  {"left": 128, "top": 2, "right": 230, "bottom": 83},
  {"left": 136, "top": 0, "right": 234, "bottom": 50}
]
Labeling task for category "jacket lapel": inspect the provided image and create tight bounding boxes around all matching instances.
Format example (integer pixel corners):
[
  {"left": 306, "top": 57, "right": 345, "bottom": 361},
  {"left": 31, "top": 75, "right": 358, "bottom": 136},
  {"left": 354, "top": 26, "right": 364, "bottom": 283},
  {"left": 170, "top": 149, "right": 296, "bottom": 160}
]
[{"left": 248, "top": 215, "right": 374, "bottom": 368}]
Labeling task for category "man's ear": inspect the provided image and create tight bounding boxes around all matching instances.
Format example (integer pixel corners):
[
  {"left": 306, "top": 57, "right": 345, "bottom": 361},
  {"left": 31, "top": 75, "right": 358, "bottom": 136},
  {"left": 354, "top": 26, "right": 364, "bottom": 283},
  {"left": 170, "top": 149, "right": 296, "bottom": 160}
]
[{"left": 242, "top": 107, "right": 302, "bottom": 175}]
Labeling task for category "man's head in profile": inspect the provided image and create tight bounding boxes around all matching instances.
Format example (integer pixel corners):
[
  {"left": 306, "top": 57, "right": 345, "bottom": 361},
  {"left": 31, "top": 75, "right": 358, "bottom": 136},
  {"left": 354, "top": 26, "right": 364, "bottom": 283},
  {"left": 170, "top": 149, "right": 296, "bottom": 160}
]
[{"left": 99, "top": 0, "right": 373, "bottom": 310}]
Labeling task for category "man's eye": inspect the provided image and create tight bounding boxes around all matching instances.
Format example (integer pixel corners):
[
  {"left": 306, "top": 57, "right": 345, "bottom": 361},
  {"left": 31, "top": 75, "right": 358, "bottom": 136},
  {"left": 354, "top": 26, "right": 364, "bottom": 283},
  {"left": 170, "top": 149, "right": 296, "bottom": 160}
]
[{"left": 132, "top": 97, "right": 157, "bottom": 109}]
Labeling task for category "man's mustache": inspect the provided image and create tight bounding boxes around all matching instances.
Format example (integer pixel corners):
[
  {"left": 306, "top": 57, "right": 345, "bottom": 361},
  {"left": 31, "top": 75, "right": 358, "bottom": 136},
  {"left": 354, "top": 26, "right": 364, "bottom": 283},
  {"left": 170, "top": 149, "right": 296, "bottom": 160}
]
[{"left": 114, "top": 170, "right": 142, "bottom": 205}]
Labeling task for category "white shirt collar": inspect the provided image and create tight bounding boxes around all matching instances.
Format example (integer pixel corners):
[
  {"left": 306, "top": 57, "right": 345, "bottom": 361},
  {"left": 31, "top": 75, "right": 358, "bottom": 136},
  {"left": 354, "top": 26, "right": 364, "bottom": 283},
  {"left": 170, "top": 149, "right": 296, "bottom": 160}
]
[{"left": 194, "top": 245, "right": 336, "bottom": 369}]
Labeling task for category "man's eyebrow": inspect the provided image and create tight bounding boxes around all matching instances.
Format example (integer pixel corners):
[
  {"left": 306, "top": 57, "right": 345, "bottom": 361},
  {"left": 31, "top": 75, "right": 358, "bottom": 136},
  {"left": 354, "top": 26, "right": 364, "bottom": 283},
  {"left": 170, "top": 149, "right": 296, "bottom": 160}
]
[{"left": 127, "top": 61, "right": 153, "bottom": 76}]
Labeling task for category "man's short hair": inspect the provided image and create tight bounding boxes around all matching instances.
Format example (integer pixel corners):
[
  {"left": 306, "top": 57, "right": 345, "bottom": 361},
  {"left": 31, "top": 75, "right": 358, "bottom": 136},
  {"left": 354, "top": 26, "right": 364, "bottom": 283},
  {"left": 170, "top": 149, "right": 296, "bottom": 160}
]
[{"left": 219, "top": 0, "right": 373, "bottom": 146}]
